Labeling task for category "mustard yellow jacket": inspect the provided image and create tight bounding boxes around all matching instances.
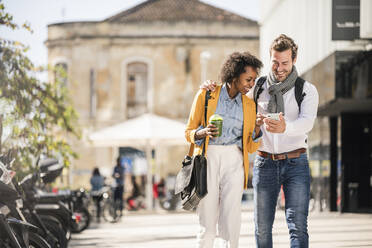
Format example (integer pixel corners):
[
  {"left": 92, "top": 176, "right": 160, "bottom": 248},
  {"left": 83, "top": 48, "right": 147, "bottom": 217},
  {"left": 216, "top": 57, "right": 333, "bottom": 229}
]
[{"left": 185, "top": 86, "right": 260, "bottom": 189}]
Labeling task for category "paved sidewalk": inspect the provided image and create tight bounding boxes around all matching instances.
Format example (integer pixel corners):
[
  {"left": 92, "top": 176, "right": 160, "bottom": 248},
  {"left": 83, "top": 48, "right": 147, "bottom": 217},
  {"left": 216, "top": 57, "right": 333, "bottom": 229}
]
[{"left": 70, "top": 210, "right": 372, "bottom": 248}]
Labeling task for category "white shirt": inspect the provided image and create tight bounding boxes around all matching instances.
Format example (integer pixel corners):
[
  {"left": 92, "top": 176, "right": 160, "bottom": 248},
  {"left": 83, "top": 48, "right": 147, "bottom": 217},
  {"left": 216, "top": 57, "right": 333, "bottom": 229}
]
[{"left": 247, "top": 79, "right": 319, "bottom": 154}]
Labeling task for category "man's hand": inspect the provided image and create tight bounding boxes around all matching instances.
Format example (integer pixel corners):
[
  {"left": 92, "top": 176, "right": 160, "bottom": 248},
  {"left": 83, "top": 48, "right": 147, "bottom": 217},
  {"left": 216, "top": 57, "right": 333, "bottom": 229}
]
[
  {"left": 264, "top": 112, "right": 286, "bottom": 133},
  {"left": 200, "top": 80, "right": 217, "bottom": 92},
  {"left": 195, "top": 124, "right": 219, "bottom": 139}
]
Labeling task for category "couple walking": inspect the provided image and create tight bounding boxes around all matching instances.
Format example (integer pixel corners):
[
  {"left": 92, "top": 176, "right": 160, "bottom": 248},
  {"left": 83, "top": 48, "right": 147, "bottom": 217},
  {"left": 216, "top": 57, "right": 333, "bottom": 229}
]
[{"left": 185, "top": 34, "right": 319, "bottom": 248}]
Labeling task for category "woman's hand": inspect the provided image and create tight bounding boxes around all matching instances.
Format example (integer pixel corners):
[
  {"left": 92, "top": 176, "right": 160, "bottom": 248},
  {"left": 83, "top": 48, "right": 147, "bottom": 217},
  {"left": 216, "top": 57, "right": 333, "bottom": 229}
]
[
  {"left": 256, "top": 113, "right": 265, "bottom": 127},
  {"left": 195, "top": 124, "right": 219, "bottom": 140},
  {"left": 253, "top": 113, "right": 265, "bottom": 138},
  {"left": 200, "top": 80, "right": 217, "bottom": 92}
]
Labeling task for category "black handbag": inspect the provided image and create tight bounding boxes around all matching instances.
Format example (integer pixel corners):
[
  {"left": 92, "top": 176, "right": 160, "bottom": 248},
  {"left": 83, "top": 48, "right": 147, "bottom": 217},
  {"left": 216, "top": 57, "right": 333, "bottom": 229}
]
[{"left": 175, "top": 92, "right": 210, "bottom": 211}]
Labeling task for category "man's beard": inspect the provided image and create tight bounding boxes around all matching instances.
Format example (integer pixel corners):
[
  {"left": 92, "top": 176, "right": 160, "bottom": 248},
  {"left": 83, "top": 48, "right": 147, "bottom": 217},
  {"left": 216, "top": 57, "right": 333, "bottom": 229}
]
[{"left": 274, "top": 70, "right": 289, "bottom": 82}]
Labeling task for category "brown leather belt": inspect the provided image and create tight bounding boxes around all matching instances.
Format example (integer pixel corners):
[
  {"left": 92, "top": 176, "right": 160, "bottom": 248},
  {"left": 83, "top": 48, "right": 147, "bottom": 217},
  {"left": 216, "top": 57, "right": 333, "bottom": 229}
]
[{"left": 257, "top": 148, "right": 306, "bottom": 161}]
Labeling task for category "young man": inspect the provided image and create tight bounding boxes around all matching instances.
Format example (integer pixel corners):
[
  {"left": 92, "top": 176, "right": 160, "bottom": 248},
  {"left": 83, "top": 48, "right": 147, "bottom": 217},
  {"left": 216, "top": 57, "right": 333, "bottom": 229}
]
[{"left": 202, "top": 34, "right": 319, "bottom": 248}]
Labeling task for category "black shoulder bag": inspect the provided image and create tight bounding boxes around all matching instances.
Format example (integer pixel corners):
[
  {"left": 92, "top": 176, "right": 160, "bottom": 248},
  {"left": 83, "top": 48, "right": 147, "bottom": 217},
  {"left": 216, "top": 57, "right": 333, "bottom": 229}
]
[{"left": 174, "top": 91, "right": 210, "bottom": 211}]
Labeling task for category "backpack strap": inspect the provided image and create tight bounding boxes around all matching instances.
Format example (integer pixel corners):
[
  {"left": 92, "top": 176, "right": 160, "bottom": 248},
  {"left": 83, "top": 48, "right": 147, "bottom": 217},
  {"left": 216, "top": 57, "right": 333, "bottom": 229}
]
[
  {"left": 294, "top": 77, "right": 306, "bottom": 113},
  {"left": 253, "top": 76, "right": 267, "bottom": 113}
]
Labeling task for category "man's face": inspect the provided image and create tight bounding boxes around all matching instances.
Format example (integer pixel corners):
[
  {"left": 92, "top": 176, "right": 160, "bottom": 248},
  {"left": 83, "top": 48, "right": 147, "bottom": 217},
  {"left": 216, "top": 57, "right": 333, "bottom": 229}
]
[
  {"left": 270, "top": 49, "right": 296, "bottom": 82},
  {"left": 234, "top": 66, "right": 257, "bottom": 95}
]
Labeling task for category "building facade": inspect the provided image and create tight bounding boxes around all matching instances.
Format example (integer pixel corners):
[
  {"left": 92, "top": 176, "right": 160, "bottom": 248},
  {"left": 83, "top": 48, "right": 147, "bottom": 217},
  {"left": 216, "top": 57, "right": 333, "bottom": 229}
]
[{"left": 46, "top": 0, "right": 260, "bottom": 188}]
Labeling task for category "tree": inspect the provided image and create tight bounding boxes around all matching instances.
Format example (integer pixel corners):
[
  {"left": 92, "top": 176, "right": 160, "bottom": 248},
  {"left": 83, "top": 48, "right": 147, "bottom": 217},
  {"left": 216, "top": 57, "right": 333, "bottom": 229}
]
[{"left": 0, "top": 3, "right": 80, "bottom": 177}]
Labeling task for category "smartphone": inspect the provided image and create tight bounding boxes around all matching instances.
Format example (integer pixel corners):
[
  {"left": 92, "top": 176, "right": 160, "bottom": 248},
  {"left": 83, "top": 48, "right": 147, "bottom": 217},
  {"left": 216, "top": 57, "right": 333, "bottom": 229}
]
[{"left": 266, "top": 113, "right": 280, "bottom": 121}]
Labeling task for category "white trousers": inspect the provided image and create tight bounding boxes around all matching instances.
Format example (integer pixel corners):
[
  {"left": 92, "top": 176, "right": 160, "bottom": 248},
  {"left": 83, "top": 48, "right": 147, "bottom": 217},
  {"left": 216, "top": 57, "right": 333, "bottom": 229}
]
[{"left": 196, "top": 145, "right": 244, "bottom": 248}]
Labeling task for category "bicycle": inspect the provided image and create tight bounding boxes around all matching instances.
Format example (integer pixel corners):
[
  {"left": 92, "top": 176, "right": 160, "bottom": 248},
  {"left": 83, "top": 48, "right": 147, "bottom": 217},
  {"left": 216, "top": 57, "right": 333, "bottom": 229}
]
[{"left": 89, "top": 186, "right": 122, "bottom": 223}]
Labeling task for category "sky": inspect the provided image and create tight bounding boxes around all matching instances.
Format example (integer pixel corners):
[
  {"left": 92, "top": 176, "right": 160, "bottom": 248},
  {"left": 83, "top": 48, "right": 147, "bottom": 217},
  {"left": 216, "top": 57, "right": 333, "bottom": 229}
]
[{"left": 1, "top": 0, "right": 259, "bottom": 68}]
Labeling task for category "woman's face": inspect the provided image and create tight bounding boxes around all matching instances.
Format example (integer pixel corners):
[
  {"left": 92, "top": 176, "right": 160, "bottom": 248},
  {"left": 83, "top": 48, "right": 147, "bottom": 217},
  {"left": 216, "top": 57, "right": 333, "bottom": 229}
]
[{"left": 233, "top": 66, "right": 258, "bottom": 95}]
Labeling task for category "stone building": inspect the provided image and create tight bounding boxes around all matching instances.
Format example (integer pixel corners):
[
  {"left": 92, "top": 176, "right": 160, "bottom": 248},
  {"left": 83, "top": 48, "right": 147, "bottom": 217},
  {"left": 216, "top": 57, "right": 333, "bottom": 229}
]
[{"left": 46, "top": 0, "right": 260, "bottom": 188}]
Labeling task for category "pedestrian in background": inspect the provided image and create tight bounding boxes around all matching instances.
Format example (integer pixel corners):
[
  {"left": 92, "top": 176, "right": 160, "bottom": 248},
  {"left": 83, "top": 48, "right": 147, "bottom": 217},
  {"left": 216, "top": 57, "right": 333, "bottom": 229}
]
[
  {"left": 90, "top": 167, "right": 104, "bottom": 222},
  {"left": 112, "top": 157, "right": 125, "bottom": 215}
]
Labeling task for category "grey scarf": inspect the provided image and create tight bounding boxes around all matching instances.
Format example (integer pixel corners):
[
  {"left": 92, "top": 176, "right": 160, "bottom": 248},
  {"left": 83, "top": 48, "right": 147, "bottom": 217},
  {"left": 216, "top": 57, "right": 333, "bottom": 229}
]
[{"left": 266, "top": 66, "right": 298, "bottom": 114}]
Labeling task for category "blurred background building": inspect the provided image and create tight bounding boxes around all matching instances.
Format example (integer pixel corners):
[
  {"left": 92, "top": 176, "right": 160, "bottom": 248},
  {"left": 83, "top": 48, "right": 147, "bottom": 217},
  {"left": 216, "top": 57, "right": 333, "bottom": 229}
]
[
  {"left": 46, "top": 0, "right": 260, "bottom": 189},
  {"left": 260, "top": 0, "right": 372, "bottom": 213}
]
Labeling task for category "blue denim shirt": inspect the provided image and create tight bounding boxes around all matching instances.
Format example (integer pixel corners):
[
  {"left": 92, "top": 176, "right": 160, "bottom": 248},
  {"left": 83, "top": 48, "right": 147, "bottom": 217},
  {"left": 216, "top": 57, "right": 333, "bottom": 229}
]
[
  {"left": 195, "top": 85, "right": 262, "bottom": 148},
  {"left": 90, "top": 175, "right": 104, "bottom": 191}
]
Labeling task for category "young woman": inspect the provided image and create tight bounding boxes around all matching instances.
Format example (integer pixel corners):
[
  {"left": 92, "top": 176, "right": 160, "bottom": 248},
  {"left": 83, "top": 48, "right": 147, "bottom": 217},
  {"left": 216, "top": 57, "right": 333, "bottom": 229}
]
[{"left": 185, "top": 52, "right": 263, "bottom": 248}]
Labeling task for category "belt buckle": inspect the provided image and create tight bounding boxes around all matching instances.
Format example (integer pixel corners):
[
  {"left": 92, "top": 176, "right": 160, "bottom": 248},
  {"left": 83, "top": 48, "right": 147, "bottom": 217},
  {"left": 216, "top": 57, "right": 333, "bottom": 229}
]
[{"left": 271, "top": 154, "right": 278, "bottom": 161}]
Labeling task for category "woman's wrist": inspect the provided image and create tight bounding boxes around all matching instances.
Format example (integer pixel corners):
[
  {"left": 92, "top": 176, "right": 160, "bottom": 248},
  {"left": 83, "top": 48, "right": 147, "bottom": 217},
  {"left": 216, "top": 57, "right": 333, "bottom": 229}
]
[
  {"left": 254, "top": 125, "right": 261, "bottom": 133},
  {"left": 194, "top": 129, "right": 205, "bottom": 140}
]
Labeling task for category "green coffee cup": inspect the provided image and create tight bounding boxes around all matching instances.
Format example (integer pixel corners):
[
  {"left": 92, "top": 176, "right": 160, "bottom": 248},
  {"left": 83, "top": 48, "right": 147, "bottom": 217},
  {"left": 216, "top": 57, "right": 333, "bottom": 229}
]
[{"left": 209, "top": 114, "right": 223, "bottom": 137}]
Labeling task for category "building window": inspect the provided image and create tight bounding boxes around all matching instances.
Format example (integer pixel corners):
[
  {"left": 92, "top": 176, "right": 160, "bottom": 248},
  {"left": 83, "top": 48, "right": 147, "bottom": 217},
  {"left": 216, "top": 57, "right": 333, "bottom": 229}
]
[
  {"left": 127, "top": 62, "right": 148, "bottom": 118},
  {"left": 55, "top": 62, "right": 68, "bottom": 87}
]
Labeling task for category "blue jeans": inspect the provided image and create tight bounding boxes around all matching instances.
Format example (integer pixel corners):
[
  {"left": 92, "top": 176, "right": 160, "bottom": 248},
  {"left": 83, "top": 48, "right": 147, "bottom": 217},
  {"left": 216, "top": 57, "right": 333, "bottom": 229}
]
[
  {"left": 252, "top": 153, "right": 310, "bottom": 248},
  {"left": 114, "top": 185, "right": 124, "bottom": 211}
]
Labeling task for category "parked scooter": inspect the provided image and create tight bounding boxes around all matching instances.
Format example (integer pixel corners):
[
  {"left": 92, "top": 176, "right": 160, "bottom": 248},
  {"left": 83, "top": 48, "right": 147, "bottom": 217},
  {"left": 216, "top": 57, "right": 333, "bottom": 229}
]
[
  {"left": 0, "top": 156, "right": 51, "bottom": 248},
  {"left": 58, "top": 188, "right": 91, "bottom": 233},
  {"left": 30, "top": 158, "right": 77, "bottom": 241},
  {"left": 18, "top": 171, "right": 68, "bottom": 248}
]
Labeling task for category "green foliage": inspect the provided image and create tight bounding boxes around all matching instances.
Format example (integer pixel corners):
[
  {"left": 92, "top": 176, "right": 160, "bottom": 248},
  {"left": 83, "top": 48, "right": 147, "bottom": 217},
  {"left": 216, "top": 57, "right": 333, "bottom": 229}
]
[{"left": 0, "top": 3, "right": 80, "bottom": 175}]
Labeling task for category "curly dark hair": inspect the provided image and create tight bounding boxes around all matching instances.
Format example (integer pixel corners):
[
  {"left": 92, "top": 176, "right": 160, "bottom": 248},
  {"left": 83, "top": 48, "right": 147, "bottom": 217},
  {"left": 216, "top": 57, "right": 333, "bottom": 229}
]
[
  {"left": 220, "top": 52, "right": 263, "bottom": 84},
  {"left": 270, "top": 34, "right": 298, "bottom": 61}
]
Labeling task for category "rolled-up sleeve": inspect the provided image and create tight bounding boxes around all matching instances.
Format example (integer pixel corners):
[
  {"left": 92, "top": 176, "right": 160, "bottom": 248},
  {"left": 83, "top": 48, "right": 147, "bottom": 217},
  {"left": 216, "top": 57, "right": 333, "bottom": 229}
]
[
  {"left": 185, "top": 90, "right": 205, "bottom": 144},
  {"left": 194, "top": 125, "right": 205, "bottom": 146},
  {"left": 252, "top": 129, "right": 262, "bottom": 142}
]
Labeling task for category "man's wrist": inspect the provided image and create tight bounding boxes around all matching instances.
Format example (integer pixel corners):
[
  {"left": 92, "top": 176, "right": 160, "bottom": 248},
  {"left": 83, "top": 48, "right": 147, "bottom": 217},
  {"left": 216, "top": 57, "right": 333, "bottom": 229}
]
[{"left": 281, "top": 123, "right": 286, "bottom": 133}]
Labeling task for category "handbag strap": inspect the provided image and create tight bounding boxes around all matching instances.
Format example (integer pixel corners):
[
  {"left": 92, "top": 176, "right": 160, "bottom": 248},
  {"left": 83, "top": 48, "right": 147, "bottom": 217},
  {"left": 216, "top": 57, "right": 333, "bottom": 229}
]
[
  {"left": 202, "top": 91, "right": 210, "bottom": 156},
  {"left": 187, "top": 91, "right": 211, "bottom": 157}
]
